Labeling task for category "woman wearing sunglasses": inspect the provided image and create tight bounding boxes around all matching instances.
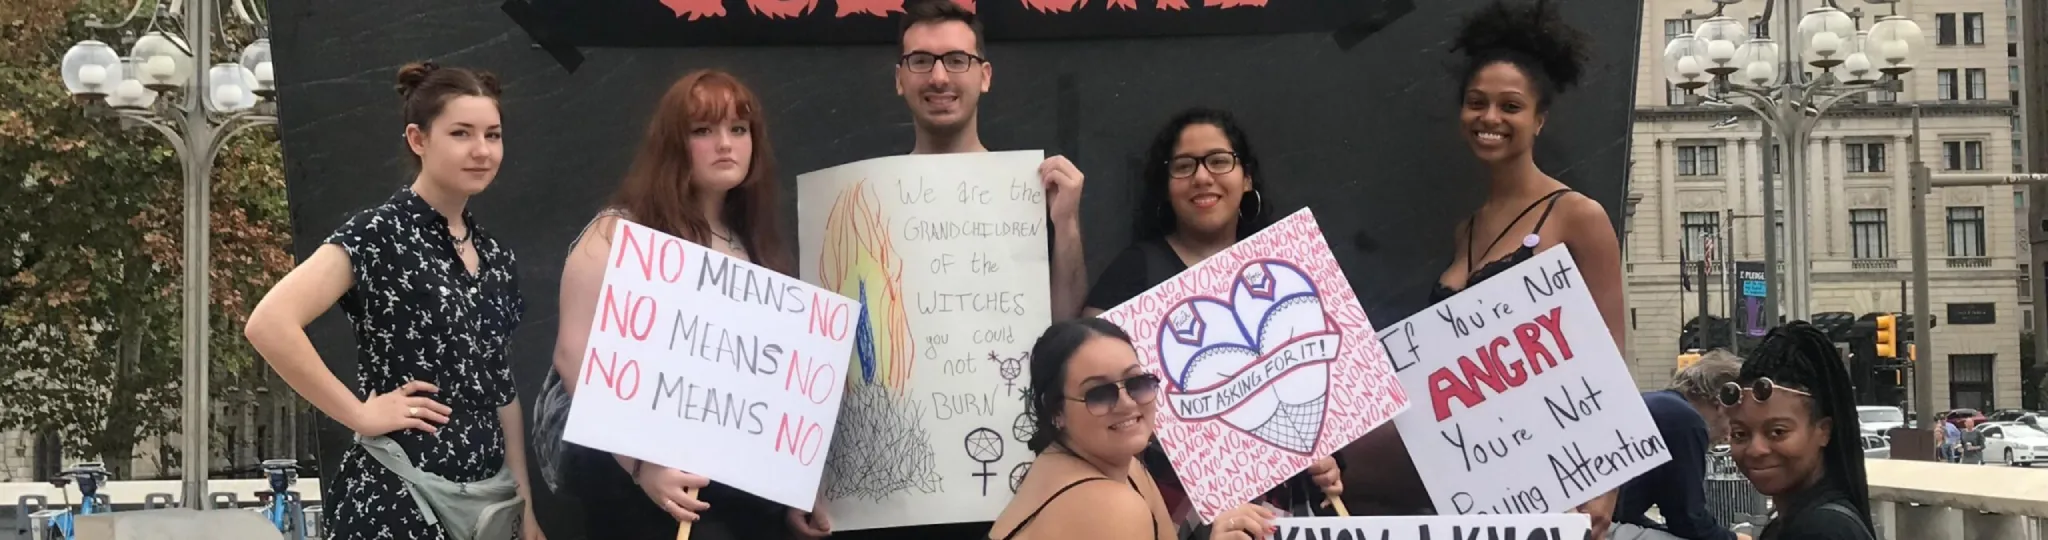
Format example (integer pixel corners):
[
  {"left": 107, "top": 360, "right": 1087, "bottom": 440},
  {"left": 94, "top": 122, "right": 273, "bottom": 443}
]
[
  {"left": 1719, "top": 322, "right": 1873, "bottom": 540},
  {"left": 990, "top": 319, "right": 1276, "bottom": 540},
  {"left": 1080, "top": 108, "right": 1341, "bottom": 532}
]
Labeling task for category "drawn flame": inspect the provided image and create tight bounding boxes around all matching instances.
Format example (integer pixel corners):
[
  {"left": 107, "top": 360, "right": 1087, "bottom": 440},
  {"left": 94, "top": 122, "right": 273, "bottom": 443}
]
[
  {"left": 660, "top": 0, "right": 727, "bottom": 19},
  {"left": 821, "top": 181, "right": 915, "bottom": 391},
  {"left": 747, "top": 0, "right": 818, "bottom": 19},
  {"left": 1019, "top": 0, "right": 1084, "bottom": 13}
]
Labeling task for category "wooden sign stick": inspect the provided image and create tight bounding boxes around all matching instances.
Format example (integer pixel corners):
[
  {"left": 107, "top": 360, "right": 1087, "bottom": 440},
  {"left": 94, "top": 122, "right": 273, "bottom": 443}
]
[{"left": 676, "top": 487, "right": 699, "bottom": 540}]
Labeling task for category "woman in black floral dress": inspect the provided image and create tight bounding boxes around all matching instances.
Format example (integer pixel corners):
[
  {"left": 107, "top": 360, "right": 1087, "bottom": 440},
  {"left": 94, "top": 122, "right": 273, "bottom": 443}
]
[{"left": 245, "top": 62, "right": 541, "bottom": 540}]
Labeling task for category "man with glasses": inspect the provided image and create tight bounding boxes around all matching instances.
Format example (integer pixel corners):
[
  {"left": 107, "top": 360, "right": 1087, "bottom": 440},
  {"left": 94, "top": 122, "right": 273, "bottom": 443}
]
[{"left": 787, "top": 1, "right": 1088, "bottom": 538}]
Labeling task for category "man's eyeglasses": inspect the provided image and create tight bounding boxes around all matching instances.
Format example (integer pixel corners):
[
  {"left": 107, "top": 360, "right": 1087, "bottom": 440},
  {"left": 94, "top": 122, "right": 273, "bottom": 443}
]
[
  {"left": 1716, "top": 377, "right": 1814, "bottom": 407},
  {"left": 900, "top": 51, "right": 985, "bottom": 74},
  {"left": 1068, "top": 373, "right": 1162, "bottom": 416},
  {"left": 1168, "top": 151, "right": 1239, "bottom": 179}
]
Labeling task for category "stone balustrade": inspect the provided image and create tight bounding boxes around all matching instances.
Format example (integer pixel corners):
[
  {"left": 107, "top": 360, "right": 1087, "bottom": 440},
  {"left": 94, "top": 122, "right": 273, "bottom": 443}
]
[{"left": 1866, "top": 459, "right": 2048, "bottom": 540}]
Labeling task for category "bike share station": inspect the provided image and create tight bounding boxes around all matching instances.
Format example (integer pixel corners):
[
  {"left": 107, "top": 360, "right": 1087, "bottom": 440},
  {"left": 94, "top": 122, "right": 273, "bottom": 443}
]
[{"left": 8, "top": 458, "right": 317, "bottom": 540}]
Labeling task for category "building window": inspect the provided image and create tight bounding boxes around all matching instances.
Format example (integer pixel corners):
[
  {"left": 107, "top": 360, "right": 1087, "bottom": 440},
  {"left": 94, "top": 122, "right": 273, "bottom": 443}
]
[
  {"left": 1949, "top": 354, "right": 1994, "bottom": 410},
  {"left": 2025, "top": 309, "right": 2034, "bottom": 330},
  {"left": 1851, "top": 209, "right": 1889, "bottom": 259},
  {"left": 1964, "top": 13, "right": 1986, "bottom": 45},
  {"left": 1873, "top": 88, "right": 1899, "bottom": 103},
  {"left": 1665, "top": 19, "right": 1688, "bottom": 41},
  {"left": 1939, "top": 69, "right": 1959, "bottom": 100},
  {"left": 1846, "top": 142, "right": 1887, "bottom": 173},
  {"left": 1768, "top": 144, "right": 1783, "bottom": 174},
  {"left": 2022, "top": 263, "right": 2032, "bottom": 298},
  {"left": 1682, "top": 211, "right": 1720, "bottom": 261},
  {"left": 2018, "top": 140, "right": 2027, "bottom": 173},
  {"left": 1944, "top": 141, "right": 1987, "bottom": 171},
  {"left": 1967, "top": 68, "right": 1988, "bottom": 100},
  {"left": 1774, "top": 209, "right": 1785, "bottom": 254},
  {"left": 1947, "top": 206, "right": 1986, "bottom": 257},
  {"left": 2013, "top": 15, "right": 2022, "bottom": 42},
  {"left": 1938, "top": 13, "right": 1958, "bottom": 45},
  {"left": 1678, "top": 145, "right": 1720, "bottom": 176},
  {"left": 1667, "top": 82, "right": 1689, "bottom": 106}
]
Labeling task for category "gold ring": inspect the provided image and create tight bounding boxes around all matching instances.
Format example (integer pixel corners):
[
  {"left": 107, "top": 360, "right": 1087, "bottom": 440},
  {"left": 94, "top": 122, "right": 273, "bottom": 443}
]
[{"left": 407, "top": 407, "right": 419, "bottom": 418}]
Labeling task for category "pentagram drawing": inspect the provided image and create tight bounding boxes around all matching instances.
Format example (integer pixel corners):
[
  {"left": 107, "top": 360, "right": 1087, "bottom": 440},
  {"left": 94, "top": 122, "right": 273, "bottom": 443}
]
[
  {"left": 988, "top": 350, "right": 1028, "bottom": 395},
  {"left": 964, "top": 427, "right": 1005, "bottom": 496},
  {"left": 1011, "top": 413, "right": 1034, "bottom": 444},
  {"left": 1009, "top": 462, "right": 1031, "bottom": 494}
]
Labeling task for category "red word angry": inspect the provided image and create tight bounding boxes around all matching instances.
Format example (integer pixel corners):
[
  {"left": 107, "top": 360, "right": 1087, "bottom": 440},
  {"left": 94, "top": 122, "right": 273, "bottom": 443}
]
[{"left": 1426, "top": 307, "right": 1574, "bottom": 421}]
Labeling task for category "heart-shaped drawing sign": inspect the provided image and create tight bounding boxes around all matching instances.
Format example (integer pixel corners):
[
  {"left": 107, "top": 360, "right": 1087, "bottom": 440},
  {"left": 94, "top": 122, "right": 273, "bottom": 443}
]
[{"left": 1155, "top": 259, "right": 1342, "bottom": 455}]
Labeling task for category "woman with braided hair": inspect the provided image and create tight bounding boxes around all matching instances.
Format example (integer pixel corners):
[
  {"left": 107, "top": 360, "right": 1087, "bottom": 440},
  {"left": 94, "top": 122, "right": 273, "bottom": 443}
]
[{"left": 1720, "top": 322, "right": 1875, "bottom": 540}]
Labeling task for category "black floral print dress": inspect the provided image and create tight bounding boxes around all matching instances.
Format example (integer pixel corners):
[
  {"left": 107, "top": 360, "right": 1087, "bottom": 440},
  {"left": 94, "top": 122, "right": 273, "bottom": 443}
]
[{"left": 322, "top": 187, "right": 525, "bottom": 540}]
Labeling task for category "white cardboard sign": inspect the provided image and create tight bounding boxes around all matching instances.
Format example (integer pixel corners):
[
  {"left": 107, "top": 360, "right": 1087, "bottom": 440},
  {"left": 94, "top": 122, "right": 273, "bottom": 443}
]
[
  {"left": 796, "top": 150, "right": 1052, "bottom": 530},
  {"left": 561, "top": 219, "right": 860, "bottom": 511},
  {"left": 1380, "top": 245, "right": 1668, "bottom": 515},
  {"left": 1273, "top": 514, "right": 1591, "bottom": 540}
]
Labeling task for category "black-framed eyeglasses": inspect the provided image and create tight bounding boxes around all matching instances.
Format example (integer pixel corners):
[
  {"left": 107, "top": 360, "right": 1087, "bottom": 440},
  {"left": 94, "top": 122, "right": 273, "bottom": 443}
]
[
  {"left": 1716, "top": 377, "right": 1815, "bottom": 407},
  {"left": 1067, "top": 373, "right": 1162, "bottom": 416},
  {"left": 1168, "top": 151, "right": 1239, "bottom": 179},
  {"left": 899, "top": 51, "right": 985, "bottom": 74}
]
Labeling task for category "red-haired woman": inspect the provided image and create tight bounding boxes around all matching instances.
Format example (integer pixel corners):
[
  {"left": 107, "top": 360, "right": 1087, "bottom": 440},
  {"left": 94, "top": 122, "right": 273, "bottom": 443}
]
[{"left": 545, "top": 69, "right": 795, "bottom": 539}]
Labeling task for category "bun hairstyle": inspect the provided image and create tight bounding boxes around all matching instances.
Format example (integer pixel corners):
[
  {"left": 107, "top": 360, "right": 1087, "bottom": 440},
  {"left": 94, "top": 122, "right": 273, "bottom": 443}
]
[
  {"left": 395, "top": 61, "right": 503, "bottom": 163},
  {"left": 1024, "top": 318, "right": 1135, "bottom": 453},
  {"left": 1739, "top": 322, "right": 1874, "bottom": 533},
  {"left": 1451, "top": 0, "right": 1592, "bottom": 112}
]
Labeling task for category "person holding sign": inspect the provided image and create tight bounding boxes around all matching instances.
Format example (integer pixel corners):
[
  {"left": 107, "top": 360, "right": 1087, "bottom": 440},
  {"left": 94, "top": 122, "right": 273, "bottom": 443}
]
[
  {"left": 1721, "top": 324, "right": 1874, "bottom": 540},
  {"left": 1340, "top": 0, "right": 1625, "bottom": 531},
  {"left": 810, "top": 2, "right": 1090, "bottom": 538},
  {"left": 989, "top": 318, "right": 1278, "bottom": 540},
  {"left": 542, "top": 69, "right": 797, "bottom": 539},
  {"left": 245, "top": 62, "right": 538, "bottom": 540},
  {"left": 1080, "top": 107, "right": 1344, "bottom": 531}
]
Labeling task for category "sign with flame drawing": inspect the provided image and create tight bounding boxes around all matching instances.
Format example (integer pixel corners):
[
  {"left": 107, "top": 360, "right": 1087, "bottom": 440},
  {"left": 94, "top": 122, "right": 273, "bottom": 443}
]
[{"left": 506, "top": 0, "right": 1411, "bottom": 47}]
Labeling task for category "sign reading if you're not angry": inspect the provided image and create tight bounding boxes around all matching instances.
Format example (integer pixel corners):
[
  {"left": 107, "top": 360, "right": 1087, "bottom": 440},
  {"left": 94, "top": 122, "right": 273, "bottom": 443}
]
[
  {"left": 562, "top": 218, "right": 859, "bottom": 512},
  {"left": 1378, "top": 245, "right": 1667, "bottom": 516}
]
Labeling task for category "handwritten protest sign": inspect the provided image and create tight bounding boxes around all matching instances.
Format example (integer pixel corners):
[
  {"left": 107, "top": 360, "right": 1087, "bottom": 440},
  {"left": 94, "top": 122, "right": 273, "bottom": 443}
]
[
  {"left": 1273, "top": 514, "right": 1590, "bottom": 540},
  {"left": 1098, "top": 208, "right": 1409, "bottom": 523},
  {"left": 796, "top": 151, "right": 1051, "bottom": 530},
  {"left": 1379, "top": 245, "right": 1666, "bottom": 515},
  {"left": 561, "top": 219, "right": 858, "bottom": 511}
]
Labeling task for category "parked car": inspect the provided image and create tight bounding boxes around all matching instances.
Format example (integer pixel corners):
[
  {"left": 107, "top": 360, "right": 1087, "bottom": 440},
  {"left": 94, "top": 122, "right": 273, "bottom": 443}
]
[
  {"left": 1860, "top": 433, "right": 1891, "bottom": 459},
  {"left": 1858, "top": 405, "right": 1906, "bottom": 437},
  {"left": 1981, "top": 417, "right": 2048, "bottom": 466}
]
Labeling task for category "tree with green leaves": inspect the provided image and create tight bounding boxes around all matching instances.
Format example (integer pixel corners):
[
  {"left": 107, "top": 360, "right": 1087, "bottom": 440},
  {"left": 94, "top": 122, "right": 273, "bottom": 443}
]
[{"left": 0, "top": 0, "right": 298, "bottom": 479}]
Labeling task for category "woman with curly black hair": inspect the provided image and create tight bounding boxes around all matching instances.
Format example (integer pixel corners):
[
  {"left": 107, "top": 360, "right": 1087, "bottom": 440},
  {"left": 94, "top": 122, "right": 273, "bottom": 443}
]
[
  {"left": 1340, "top": 0, "right": 1626, "bottom": 533},
  {"left": 1721, "top": 323, "right": 1874, "bottom": 540}
]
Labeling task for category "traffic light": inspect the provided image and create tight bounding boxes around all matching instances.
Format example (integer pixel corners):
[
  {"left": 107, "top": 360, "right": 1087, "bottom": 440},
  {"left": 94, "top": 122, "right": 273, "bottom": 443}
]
[
  {"left": 1875, "top": 314, "right": 1898, "bottom": 358},
  {"left": 1677, "top": 350, "right": 1703, "bottom": 372}
]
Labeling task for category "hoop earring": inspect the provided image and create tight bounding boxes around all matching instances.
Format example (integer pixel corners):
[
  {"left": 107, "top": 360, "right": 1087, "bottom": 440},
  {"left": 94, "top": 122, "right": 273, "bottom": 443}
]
[{"left": 1241, "top": 188, "right": 1264, "bottom": 219}]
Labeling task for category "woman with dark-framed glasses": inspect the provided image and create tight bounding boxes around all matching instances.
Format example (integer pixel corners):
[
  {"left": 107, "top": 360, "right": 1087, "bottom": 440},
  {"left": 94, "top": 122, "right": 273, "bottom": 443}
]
[
  {"left": 1720, "top": 322, "right": 1875, "bottom": 540},
  {"left": 1077, "top": 108, "right": 1341, "bottom": 536},
  {"left": 990, "top": 319, "right": 1277, "bottom": 540}
]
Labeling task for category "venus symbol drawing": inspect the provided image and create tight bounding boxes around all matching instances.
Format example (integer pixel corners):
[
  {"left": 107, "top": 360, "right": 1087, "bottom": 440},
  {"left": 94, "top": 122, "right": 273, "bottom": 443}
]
[{"left": 1155, "top": 259, "right": 1341, "bottom": 455}]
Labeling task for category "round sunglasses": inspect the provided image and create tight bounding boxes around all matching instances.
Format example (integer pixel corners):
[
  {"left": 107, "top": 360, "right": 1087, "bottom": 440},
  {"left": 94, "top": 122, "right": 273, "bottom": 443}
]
[
  {"left": 1068, "top": 373, "right": 1162, "bottom": 416},
  {"left": 1716, "top": 377, "right": 1814, "bottom": 407}
]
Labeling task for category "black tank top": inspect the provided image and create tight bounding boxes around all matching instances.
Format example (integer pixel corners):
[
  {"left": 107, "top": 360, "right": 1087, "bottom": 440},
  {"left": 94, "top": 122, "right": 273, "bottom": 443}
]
[{"left": 1430, "top": 189, "right": 1573, "bottom": 303}]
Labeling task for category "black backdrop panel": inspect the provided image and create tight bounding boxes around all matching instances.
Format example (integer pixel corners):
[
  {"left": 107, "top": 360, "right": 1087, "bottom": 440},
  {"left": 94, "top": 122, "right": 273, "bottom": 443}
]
[
  {"left": 518, "top": 0, "right": 1414, "bottom": 47},
  {"left": 268, "top": 0, "right": 1640, "bottom": 536}
]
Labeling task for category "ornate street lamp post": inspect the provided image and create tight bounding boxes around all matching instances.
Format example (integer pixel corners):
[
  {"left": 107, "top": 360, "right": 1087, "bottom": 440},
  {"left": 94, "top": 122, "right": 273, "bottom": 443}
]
[
  {"left": 1662, "top": 0, "right": 1921, "bottom": 323},
  {"left": 59, "top": 0, "right": 278, "bottom": 508}
]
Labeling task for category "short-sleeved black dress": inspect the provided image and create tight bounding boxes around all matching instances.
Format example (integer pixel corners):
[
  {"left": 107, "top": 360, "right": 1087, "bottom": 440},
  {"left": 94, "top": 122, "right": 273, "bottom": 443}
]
[{"left": 321, "top": 187, "right": 525, "bottom": 540}]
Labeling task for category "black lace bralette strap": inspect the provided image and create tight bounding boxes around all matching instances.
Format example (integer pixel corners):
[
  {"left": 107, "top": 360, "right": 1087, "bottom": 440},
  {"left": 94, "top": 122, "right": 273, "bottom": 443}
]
[
  {"left": 1001, "top": 477, "right": 1116, "bottom": 540},
  {"left": 1469, "top": 188, "right": 1575, "bottom": 273},
  {"left": 1526, "top": 188, "right": 1577, "bottom": 238}
]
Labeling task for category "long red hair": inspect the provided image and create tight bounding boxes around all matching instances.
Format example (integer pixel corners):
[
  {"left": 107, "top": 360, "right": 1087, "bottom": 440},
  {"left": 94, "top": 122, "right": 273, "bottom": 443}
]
[{"left": 610, "top": 69, "right": 790, "bottom": 274}]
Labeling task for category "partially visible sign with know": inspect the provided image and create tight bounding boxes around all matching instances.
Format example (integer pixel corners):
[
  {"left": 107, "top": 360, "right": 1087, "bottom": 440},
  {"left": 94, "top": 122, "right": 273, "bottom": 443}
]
[
  {"left": 1378, "top": 245, "right": 1667, "bottom": 515},
  {"left": 1272, "top": 514, "right": 1590, "bottom": 540}
]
